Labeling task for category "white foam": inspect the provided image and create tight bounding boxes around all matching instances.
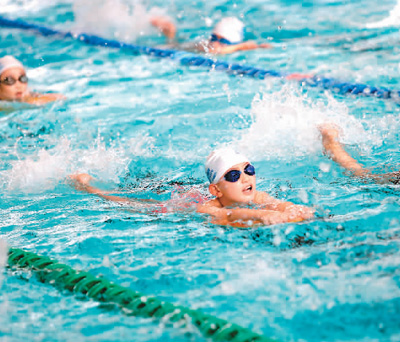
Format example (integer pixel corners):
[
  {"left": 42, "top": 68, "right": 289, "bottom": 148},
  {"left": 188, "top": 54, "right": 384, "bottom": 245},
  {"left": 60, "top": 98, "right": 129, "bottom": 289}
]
[
  {"left": 366, "top": 1, "right": 400, "bottom": 28},
  {"left": 72, "top": 0, "right": 169, "bottom": 41},
  {"left": 0, "top": 0, "right": 53, "bottom": 14},
  {"left": 234, "top": 85, "right": 368, "bottom": 161},
  {"left": 1, "top": 137, "right": 131, "bottom": 193}
]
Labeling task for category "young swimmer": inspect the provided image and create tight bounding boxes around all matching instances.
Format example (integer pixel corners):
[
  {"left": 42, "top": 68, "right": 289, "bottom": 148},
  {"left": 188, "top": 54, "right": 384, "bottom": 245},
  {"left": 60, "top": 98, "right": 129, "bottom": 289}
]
[
  {"left": 319, "top": 123, "right": 400, "bottom": 184},
  {"left": 151, "top": 16, "right": 272, "bottom": 55},
  {"left": 196, "top": 148, "right": 314, "bottom": 225},
  {"left": 70, "top": 148, "right": 314, "bottom": 226},
  {"left": 0, "top": 56, "right": 65, "bottom": 105}
]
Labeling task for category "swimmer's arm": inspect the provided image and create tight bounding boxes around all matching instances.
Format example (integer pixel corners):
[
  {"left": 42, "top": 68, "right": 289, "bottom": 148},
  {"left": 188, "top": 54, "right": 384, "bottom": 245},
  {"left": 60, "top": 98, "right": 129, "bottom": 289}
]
[
  {"left": 211, "top": 41, "right": 272, "bottom": 54},
  {"left": 256, "top": 191, "right": 315, "bottom": 220},
  {"left": 23, "top": 92, "right": 66, "bottom": 105},
  {"left": 319, "top": 124, "right": 369, "bottom": 177},
  {"left": 69, "top": 173, "right": 159, "bottom": 205},
  {"left": 69, "top": 173, "right": 132, "bottom": 205},
  {"left": 150, "top": 16, "right": 176, "bottom": 40},
  {"left": 197, "top": 202, "right": 305, "bottom": 226}
]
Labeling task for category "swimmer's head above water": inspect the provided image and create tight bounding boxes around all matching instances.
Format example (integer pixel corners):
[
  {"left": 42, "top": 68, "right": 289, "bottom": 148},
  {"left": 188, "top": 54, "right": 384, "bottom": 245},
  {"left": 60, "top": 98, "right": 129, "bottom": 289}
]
[
  {"left": 210, "top": 17, "right": 245, "bottom": 45},
  {"left": 0, "top": 55, "right": 29, "bottom": 101},
  {"left": 205, "top": 147, "right": 257, "bottom": 206}
]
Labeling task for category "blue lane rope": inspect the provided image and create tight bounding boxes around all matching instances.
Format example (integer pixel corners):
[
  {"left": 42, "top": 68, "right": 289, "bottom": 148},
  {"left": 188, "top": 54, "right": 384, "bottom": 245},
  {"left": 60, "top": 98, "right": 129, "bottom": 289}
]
[{"left": 0, "top": 15, "right": 398, "bottom": 102}]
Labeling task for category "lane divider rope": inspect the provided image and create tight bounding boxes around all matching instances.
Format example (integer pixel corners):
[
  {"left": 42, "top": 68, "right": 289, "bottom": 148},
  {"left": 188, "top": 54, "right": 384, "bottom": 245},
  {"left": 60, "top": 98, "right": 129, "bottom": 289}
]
[
  {"left": 7, "top": 247, "right": 277, "bottom": 342},
  {"left": 0, "top": 15, "right": 398, "bottom": 102}
]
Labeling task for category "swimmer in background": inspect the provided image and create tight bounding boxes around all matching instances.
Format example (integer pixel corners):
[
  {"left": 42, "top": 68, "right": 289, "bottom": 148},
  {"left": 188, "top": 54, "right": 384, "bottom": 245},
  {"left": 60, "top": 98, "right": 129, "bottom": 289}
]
[
  {"left": 70, "top": 148, "right": 314, "bottom": 227},
  {"left": 151, "top": 16, "right": 273, "bottom": 55},
  {"left": 319, "top": 123, "right": 400, "bottom": 184},
  {"left": 0, "top": 55, "right": 65, "bottom": 105}
]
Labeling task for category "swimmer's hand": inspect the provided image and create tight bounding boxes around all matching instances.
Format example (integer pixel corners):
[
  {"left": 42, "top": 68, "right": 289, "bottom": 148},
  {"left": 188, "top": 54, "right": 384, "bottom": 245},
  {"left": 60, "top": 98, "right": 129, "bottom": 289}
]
[
  {"left": 318, "top": 123, "right": 340, "bottom": 142},
  {"left": 69, "top": 173, "right": 132, "bottom": 205},
  {"left": 261, "top": 206, "right": 314, "bottom": 225},
  {"left": 69, "top": 173, "right": 93, "bottom": 188},
  {"left": 286, "top": 73, "right": 313, "bottom": 81},
  {"left": 150, "top": 16, "right": 176, "bottom": 40},
  {"left": 259, "top": 43, "right": 273, "bottom": 49}
]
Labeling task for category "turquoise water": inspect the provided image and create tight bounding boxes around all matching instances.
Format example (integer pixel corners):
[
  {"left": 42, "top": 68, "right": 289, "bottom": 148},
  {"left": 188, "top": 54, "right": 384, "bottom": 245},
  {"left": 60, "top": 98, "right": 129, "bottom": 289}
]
[{"left": 1, "top": 0, "right": 400, "bottom": 341}]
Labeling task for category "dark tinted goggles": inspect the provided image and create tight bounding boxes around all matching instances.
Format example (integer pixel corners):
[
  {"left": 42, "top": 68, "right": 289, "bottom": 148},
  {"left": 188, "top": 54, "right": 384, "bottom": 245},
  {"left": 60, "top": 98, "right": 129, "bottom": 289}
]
[
  {"left": 0, "top": 75, "right": 28, "bottom": 86},
  {"left": 223, "top": 164, "right": 256, "bottom": 182}
]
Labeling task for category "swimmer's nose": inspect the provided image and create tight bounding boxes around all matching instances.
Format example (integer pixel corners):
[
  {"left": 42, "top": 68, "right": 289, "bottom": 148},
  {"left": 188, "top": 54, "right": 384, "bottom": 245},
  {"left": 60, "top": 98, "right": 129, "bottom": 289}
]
[{"left": 241, "top": 171, "right": 251, "bottom": 183}]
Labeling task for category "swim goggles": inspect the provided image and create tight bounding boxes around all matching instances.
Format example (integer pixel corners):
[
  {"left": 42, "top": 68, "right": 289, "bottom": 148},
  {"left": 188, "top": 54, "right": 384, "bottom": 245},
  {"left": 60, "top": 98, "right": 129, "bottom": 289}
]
[
  {"left": 223, "top": 164, "right": 255, "bottom": 182},
  {"left": 210, "top": 34, "right": 236, "bottom": 45},
  {"left": 0, "top": 75, "right": 28, "bottom": 86}
]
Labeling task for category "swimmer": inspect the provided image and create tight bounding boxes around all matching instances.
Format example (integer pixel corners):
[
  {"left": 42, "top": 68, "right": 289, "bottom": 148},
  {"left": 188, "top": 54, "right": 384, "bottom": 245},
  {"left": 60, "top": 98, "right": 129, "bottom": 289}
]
[
  {"left": 319, "top": 123, "right": 400, "bottom": 184},
  {"left": 196, "top": 148, "right": 314, "bottom": 226},
  {"left": 69, "top": 148, "right": 314, "bottom": 227},
  {"left": 0, "top": 55, "right": 65, "bottom": 105},
  {"left": 152, "top": 16, "right": 272, "bottom": 55}
]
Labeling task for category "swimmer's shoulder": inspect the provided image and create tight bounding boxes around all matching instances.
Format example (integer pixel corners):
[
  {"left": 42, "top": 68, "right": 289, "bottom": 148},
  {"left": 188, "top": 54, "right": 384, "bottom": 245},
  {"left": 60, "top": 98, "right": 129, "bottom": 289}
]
[{"left": 196, "top": 198, "right": 222, "bottom": 213}]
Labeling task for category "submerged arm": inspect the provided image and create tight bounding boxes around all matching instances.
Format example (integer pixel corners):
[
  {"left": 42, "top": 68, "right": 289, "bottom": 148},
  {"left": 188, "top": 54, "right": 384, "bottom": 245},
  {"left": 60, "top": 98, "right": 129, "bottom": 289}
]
[
  {"left": 210, "top": 41, "right": 272, "bottom": 55},
  {"left": 69, "top": 173, "right": 159, "bottom": 206},
  {"left": 69, "top": 173, "right": 132, "bottom": 204},
  {"left": 23, "top": 92, "right": 66, "bottom": 105},
  {"left": 259, "top": 192, "right": 315, "bottom": 220},
  {"left": 197, "top": 200, "right": 311, "bottom": 227}
]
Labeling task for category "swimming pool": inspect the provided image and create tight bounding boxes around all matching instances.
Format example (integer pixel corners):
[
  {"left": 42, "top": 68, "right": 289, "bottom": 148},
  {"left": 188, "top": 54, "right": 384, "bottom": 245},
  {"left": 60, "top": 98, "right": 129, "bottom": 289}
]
[{"left": 1, "top": 0, "right": 400, "bottom": 341}]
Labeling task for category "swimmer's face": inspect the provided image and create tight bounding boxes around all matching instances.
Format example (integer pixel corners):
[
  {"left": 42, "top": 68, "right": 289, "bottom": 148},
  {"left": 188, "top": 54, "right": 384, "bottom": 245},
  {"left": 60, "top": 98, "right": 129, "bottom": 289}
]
[
  {"left": 0, "top": 67, "right": 29, "bottom": 101},
  {"left": 211, "top": 162, "right": 257, "bottom": 207}
]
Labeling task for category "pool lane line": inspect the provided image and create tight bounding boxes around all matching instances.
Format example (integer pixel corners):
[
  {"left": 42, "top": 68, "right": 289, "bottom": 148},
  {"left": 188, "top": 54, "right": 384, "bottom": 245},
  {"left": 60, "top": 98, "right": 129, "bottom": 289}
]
[
  {"left": 0, "top": 15, "right": 397, "bottom": 103},
  {"left": 7, "top": 247, "right": 278, "bottom": 342}
]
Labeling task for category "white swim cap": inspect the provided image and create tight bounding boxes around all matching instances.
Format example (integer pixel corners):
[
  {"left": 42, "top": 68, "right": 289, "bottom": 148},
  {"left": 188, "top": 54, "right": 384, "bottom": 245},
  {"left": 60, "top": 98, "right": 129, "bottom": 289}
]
[
  {"left": 212, "top": 17, "right": 245, "bottom": 44},
  {"left": 205, "top": 148, "right": 249, "bottom": 184},
  {"left": 0, "top": 56, "right": 24, "bottom": 76}
]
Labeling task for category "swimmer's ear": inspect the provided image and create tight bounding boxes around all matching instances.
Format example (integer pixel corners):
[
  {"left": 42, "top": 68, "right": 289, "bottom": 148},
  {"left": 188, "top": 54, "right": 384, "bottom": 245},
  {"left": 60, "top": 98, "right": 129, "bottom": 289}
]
[{"left": 209, "top": 184, "right": 223, "bottom": 198}]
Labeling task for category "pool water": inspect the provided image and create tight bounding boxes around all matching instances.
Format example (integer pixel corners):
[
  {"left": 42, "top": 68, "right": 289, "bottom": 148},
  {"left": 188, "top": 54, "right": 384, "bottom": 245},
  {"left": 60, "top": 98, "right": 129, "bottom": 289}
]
[{"left": 1, "top": 0, "right": 400, "bottom": 341}]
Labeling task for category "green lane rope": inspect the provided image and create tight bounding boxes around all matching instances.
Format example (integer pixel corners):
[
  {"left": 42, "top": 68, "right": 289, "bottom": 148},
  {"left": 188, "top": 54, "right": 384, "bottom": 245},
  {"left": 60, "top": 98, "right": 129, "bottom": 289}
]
[{"left": 7, "top": 247, "right": 277, "bottom": 342}]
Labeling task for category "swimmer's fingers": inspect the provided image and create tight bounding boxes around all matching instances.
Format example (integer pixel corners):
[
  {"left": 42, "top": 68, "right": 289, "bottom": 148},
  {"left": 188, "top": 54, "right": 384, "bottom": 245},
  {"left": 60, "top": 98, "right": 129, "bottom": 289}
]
[{"left": 297, "top": 206, "right": 315, "bottom": 220}]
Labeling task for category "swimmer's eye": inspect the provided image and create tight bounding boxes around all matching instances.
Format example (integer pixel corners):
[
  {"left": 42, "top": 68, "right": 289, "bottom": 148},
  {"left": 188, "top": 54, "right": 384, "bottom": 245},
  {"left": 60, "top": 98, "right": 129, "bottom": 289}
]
[{"left": 0, "top": 75, "right": 28, "bottom": 86}]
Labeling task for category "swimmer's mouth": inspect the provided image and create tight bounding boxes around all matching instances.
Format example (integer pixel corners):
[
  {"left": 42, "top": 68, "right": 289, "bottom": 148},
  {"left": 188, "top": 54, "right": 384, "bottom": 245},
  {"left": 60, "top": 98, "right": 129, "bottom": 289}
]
[{"left": 244, "top": 185, "right": 252, "bottom": 192}]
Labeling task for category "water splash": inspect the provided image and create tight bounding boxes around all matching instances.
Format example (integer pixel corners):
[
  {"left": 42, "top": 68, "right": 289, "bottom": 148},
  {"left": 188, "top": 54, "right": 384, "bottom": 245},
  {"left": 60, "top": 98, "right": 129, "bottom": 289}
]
[
  {"left": 234, "top": 85, "right": 368, "bottom": 161},
  {"left": 72, "top": 0, "right": 169, "bottom": 41},
  {"left": 1, "top": 137, "right": 132, "bottom": 193},
  {"left": 0, "top": 0, "right": 53, "bottom": 14},
  {"left": 366, "top": 1, "right": 400, "bottom": 28}
]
